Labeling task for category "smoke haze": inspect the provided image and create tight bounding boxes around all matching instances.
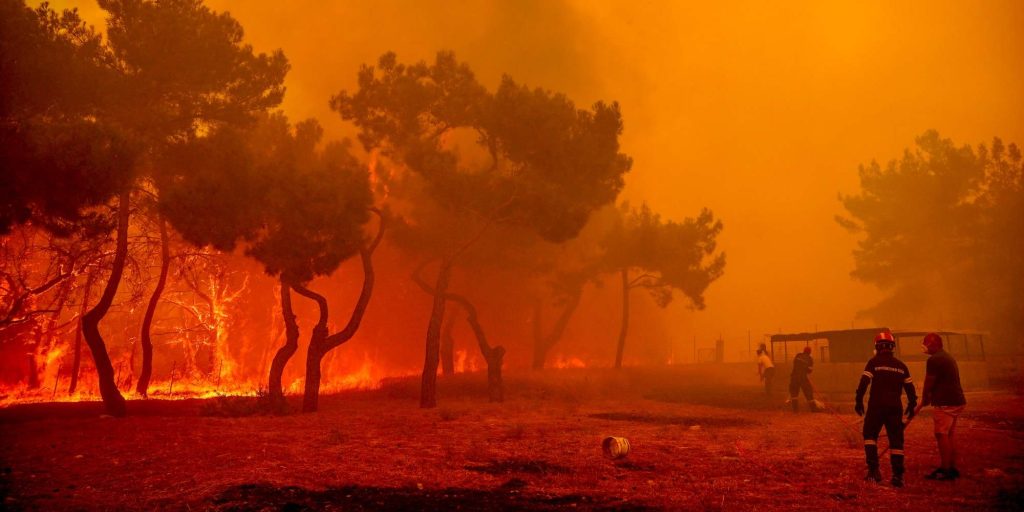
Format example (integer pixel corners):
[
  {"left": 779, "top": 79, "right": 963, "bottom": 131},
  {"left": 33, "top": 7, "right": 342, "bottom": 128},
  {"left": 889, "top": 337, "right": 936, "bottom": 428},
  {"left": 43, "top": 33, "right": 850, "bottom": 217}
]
[{"left": 51, "top": 0, "right": 1024, "bottom": 356}]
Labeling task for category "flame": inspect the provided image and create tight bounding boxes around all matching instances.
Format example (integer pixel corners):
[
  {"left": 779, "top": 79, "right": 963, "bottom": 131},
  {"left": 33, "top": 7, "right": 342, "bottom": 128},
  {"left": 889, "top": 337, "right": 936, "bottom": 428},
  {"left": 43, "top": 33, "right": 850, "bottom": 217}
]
[
  {"left": 366, "top": 148, "right": 392, "bottom": 201},
  {"left": 0, "top": 352, "right": 406, "bottom": 408},
  {"left": 551, "top": 355, "right": 587, "bottom": 369},
  {"left": 453, "top": 349, "right": 480, "bottom": 373},
  {"left": 44, "top": 345, "right": 65, "bottom": 368},
  {"left": 321, "top": 356, "right": 381, "bottom": 392}
]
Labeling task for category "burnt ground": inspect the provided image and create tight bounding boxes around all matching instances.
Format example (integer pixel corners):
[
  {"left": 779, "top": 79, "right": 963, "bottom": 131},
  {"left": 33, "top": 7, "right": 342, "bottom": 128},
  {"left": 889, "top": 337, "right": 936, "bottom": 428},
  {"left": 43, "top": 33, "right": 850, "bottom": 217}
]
[{"left": 1, "top": 367, "right": 1023, "bottom": 511}]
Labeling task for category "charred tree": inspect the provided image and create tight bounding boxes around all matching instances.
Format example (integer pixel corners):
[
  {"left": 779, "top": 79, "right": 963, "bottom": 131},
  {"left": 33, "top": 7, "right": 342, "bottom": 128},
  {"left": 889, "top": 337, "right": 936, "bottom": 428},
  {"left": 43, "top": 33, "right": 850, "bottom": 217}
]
[
  {"left": 297, "top": 216, "right": 383, "bottom": 413},
  {"left": 419, "top": 259, "right": 452, "bottom": 408},
  {"left": 455, "top": 296, "right": 505, "bottom": 403},
  {"left": 267, "top": 278, "right": 299, "bottom": 401},
  {"left": 291, "top": 282, "right": 328, "bottom": 409},
  {"left": 136, "top": 217, "right": 169, "bottom": 397},
  {"left": 531, "top": 285, "right": 583, "bottom": 370},
  {"left": 440, "top": 317, "right": 455, "bottom": 376},
  {"left": 414, "top": 263, "right": 505, "bottom": 402},
  {"left": 80, "top": 190, "right": 130, "bottom": 417},
  {"left": 614, "top": 268, "right": 630, "bottom": 369}
]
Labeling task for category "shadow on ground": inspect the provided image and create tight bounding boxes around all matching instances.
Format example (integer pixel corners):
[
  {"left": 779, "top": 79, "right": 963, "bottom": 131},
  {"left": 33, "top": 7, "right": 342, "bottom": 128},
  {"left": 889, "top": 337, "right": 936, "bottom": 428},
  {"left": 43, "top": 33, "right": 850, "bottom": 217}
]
[
  {"left": 204, "top": 483, "right": 655, "bottom": 511},
  {"left": 465, "top": 458, "right": 572, "bottom": 475},
  {"left": 589, "top": 411, "right": 757, "bottom": 427}
]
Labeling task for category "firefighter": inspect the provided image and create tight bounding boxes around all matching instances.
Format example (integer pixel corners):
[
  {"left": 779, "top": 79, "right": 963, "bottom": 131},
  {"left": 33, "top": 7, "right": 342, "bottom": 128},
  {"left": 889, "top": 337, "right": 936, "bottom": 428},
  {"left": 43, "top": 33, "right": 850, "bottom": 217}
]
[
  {"left": 855, "top": 331, "right": 917, "bottom": 487},
  {"left": 788, "top": 346, "right": 817, "bottom": 412}
]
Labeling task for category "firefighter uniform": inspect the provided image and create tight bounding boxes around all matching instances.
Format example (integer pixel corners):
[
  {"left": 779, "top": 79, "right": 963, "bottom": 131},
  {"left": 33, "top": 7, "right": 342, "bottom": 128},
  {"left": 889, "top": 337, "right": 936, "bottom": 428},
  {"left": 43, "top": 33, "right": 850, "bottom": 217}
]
[
  {"left": 789, "top": 350, "right": 815, "bottom": 412},
  {"left": 856, "top": 344, "right": 917, "bottom": 485}
]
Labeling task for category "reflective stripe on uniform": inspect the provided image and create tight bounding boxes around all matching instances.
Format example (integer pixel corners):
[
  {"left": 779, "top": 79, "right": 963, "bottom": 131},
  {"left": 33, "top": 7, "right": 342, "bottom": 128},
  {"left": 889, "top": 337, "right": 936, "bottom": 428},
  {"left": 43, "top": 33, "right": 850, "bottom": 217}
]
[
  {"left": 890, "top": 449, "right": 904, "bottom": 455},
  {"left": 904, "top": 377, "right": 913, "bottom": 383},
  {"left": 863, "top": 371, "right": 873, "bottom": 379},
  {"left": 864, "top": 440, "right": 877, "bottom": 446}
]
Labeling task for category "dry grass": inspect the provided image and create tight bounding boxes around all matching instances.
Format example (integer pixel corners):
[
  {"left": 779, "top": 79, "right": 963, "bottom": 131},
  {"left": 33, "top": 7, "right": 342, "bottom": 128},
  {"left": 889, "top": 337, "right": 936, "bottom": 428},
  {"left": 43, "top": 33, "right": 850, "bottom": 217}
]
[{"left": 1, "top": 367, "right": 1022, "bottom": 511}]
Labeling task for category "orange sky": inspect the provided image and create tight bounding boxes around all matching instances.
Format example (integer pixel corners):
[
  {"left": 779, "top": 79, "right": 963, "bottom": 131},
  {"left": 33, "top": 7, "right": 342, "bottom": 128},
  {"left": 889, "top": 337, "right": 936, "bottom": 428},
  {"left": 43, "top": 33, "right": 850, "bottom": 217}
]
[{"left": 54, "top": 0, "right": 1024, "bottom": 359}]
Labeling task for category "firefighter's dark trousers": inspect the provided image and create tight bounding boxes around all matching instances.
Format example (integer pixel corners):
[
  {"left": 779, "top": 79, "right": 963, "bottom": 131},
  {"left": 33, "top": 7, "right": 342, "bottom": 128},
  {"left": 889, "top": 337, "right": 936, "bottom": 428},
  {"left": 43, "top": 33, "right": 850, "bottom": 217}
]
[
  {"left": 863, "top": 405, "right": 904, "bottom": 475},
  {"left": 789, "top": 377, "right": 813, "bottom": 412}
]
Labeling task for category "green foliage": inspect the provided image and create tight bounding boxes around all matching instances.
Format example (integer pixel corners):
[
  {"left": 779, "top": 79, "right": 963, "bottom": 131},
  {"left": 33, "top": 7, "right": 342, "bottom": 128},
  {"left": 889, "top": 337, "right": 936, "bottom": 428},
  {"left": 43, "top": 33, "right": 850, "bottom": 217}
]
[
  {"left": 839, "top": 130, "right": 1024, "bottom": 344},
  {"left": 158, "top": 113, "right": 374, "bottom": 285},
  {"left": 602, "top": 202, "right": 725, "bottom": 309},
  {"left": 99, "top": 0, "right": 289, "bottom": 136},
  {"left": 837, "top": 131, "right": 984, "bottom": 288},
  {"left": 331, "top": 51, "right": 632, "bottom": 246},
  {"left": 0, "top": 0, "right": 289, "bottom": 235},
  {"left": 0, "top": 0, "right": 132, "bottom": 234}
]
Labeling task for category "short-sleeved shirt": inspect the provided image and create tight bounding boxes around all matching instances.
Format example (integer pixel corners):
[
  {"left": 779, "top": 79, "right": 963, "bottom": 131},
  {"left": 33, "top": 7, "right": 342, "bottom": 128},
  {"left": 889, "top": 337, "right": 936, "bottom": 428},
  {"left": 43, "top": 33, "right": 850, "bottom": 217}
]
[
  {"left": 926, "top": 350, "right": 966, "bottom": 406},
  {"left": 791, "top": 353, "right": 813, "bottom": 380},
  {"left": 758, "top": 353, "right": 774, "bottom": 369},
  {"left": 862, "top": 353, "right": 912, "bottom": 408}
]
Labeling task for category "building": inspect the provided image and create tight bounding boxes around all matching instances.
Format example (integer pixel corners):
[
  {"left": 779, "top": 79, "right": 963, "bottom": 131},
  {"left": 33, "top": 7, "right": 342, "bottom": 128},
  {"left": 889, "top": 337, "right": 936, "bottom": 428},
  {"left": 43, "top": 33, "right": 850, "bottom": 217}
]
[{"left": 765, "top": 328, "right": 988, "bottom": 392}]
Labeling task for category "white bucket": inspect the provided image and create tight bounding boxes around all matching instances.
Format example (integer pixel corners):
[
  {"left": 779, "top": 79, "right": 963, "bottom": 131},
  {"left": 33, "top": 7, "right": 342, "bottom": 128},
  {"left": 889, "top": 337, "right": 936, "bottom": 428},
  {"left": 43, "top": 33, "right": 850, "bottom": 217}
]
[{"left": 602, "top": 436, "right": 630, "bottom": 459}]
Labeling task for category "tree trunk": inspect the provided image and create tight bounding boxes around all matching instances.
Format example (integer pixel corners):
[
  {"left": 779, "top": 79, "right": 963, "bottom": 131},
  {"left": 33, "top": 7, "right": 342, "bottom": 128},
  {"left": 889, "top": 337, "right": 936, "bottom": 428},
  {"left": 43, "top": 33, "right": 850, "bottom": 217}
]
[
  {"left": 69, "top": 270, "right": 97, "bottom": 394},
  {"left": 412, "top": 264, "right": 503, "bottom": 403},
  {"left": 420, "top": 259, "right": 452, "bottom": 408},
  {"left": 302, "top": 332, "right": 327, "bottom": 413},
  {"left": 486, "top": 346, "right": 505, "bottom": 402},
  {"left": 267, "top": 279, "right": 299, "bottom": 400},
  {"left": 293, "top": 283, "right": 329, "bottom": 413},
  {"left": 298, "top": 227, "right": 382, "bottom": 413},
  {"left": 137, "top": 217, "right": 170, "bottom": 397},
  {"left": 440, "top": 317, "right": 455, "bottom": 376},
  {"left": 532, "top": 286, "right": 583, "bottom": 370},
  {"left": 614, "top": 267, "right": 630, "bottom": 369},
  {"left": 80, "top": 189, "right": 130, "bottom": 417},
  {"left": 455, "top": 296, "right": 504, "bottom": 402}
]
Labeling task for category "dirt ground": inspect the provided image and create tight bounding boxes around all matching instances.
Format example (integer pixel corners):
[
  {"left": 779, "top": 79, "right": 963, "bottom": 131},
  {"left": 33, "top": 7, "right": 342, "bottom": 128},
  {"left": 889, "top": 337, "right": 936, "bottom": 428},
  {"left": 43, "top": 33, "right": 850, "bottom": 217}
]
[{"left": 1, "top": 367, "right": 1022, "bottom": 511}]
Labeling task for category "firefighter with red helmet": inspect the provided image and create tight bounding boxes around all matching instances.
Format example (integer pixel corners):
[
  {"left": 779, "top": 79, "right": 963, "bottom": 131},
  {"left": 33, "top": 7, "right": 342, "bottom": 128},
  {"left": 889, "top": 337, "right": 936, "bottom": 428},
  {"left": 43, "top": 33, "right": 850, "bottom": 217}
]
[{"left": 855, "top": 330, "right": 918, "bottom": 487}]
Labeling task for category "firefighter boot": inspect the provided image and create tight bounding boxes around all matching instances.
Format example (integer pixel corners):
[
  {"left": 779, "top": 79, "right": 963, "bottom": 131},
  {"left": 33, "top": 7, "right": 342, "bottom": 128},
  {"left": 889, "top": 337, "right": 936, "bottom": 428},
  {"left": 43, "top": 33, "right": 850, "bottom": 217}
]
[
  {"left": 864, "top": 442, "right": 881, "bottom": 483},
  {"left": 891, "top": 451, "right": 905, "bottom": 488}
]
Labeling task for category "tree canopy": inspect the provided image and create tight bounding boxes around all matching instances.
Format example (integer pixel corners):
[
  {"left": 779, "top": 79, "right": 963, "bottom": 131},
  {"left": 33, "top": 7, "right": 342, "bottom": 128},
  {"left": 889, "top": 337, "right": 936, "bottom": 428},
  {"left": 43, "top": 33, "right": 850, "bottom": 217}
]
[
  {"left": 603, "top": 202, "right": 725, "bottom": 310},
  {"left": 160, "top": 112, "right": 373, "bottom": 285},
  {"left": 332, "top": 51, "right": 632, "bottom": 244},
  {"left": 0, "top": 0, "right": 133, "bottom": 234},
  {"left": 839, "top": 130, "right": 1023, "bottom": 346}
]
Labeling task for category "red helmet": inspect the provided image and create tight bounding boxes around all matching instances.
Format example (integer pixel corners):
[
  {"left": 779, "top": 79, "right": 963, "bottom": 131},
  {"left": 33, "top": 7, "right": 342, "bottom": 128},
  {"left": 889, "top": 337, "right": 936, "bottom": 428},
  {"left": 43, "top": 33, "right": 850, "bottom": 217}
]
[
  {"left": 803, "top": 346, "right": 812, "bottom": 354},
  {"left": 923, "top": 332, "right": 943, "bottom": 352},
  {"left": 874, "top": 330, "right": 896, "bottom": 351}
]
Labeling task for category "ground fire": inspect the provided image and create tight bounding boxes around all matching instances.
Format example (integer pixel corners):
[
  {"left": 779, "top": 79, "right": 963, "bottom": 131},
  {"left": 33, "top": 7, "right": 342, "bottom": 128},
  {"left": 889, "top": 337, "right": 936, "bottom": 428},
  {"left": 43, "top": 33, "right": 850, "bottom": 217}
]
[{"left": 1, "top": 0, "right": 1022, "bottom": 510}]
